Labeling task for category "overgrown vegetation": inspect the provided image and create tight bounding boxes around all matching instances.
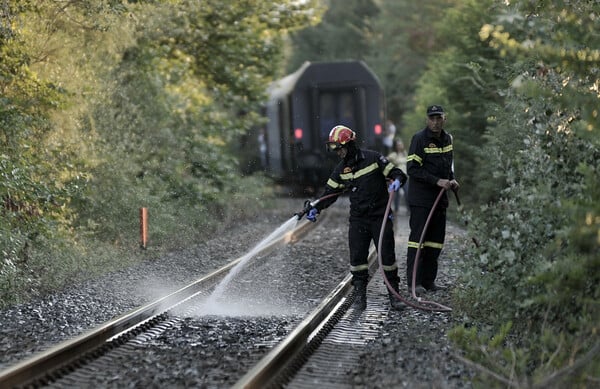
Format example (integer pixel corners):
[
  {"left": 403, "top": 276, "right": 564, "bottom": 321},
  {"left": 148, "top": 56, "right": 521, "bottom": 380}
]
[
  {"left": 447, "top": 2, "right": 600, "bottom": 385},
  {"left": 1, "top": 0, "right": 598, "bottom": 386},
  {"left": 0, "top": 0, "right": 319, "bottom": 305}
]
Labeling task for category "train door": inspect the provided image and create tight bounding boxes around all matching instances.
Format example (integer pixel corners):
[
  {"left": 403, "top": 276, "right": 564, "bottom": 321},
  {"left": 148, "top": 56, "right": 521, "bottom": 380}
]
[
  {"left": 315, "top": 87, "right": 367, "bottom": 147},
  {"left": 303, "top": 87, "right": 366, "bottom": 185}
]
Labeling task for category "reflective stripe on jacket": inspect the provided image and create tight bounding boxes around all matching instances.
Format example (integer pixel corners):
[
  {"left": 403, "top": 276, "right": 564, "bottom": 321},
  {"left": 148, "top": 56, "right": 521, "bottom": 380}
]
[
  {"left": 317, "top": 149, "right": 406, "bottom": 217},
  {"left": 407, "top": 127, "right": 454, "bottom": 208}
]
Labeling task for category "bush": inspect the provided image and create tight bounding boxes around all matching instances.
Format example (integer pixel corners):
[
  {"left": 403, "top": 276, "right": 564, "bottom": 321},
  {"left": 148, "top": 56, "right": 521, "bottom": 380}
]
[{"left": 451, "top": 73, "right": 600, "bottom": 386}]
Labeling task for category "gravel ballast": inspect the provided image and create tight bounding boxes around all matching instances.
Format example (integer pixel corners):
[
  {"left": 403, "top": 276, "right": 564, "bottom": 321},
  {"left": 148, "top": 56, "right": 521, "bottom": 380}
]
[{"left": 0, "top": 196, "right": 474, "bottom": 387}]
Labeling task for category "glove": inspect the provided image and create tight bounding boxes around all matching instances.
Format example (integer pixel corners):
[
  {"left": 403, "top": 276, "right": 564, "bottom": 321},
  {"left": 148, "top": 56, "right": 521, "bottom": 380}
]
[
  {"left": 306, "top": 207, "right": 318, "bottom": 222},
  {"left": 294, "top": 199, "right": 314, "bottom": 220},
  {"left": 388, "top": 178, "right": 401, "bottom": 192}
]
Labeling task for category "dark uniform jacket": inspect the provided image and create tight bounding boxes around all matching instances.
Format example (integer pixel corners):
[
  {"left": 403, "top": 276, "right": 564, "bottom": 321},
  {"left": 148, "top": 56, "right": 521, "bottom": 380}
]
[
  {"left": 316, "top": 149, "right": 407, "bottom": 218},
  {"left": 407, "top": 127, "right": 454, "bottom": 209}
]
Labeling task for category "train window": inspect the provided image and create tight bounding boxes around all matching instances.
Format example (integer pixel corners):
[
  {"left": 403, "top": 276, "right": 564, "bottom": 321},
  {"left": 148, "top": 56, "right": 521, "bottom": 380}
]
[
  {"left": 319, "top": 93, "right": 335, "bottom": 140},
  {"left": 318, "top": 91, "right": 357, "bottom": 143},
  {"left": 339, "top": 93, "right": 356, "bottom": 128}
]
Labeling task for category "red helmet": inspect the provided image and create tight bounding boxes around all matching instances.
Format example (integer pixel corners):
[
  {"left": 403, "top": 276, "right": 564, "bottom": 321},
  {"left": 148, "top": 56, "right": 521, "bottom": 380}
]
[{"left": 326, "top": 125, "right": 356, "bottom": 151}]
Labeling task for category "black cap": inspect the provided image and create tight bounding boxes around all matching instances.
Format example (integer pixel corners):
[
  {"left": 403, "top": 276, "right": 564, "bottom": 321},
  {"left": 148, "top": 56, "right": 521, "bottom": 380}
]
[{"left": 426, "top": 105, "right": 445, "bottom": 116}]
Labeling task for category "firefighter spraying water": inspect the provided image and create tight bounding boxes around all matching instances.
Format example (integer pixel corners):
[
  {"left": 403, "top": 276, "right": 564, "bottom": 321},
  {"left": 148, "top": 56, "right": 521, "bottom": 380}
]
[{"left": 296, "top": 125, "right": 407, "bottom": 311}]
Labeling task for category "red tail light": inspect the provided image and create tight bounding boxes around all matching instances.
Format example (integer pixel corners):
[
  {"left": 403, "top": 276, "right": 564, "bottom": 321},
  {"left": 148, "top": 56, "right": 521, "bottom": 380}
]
[
  {"left": 374, "top": 124, "right": 382, "bottom": 135},
  {"left": 294, "top": 128, "right": 303, "bottom": 139}
]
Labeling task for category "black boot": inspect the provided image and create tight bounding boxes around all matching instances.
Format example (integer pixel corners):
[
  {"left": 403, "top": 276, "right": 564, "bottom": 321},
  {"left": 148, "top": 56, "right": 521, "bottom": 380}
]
[
  {"left": 388, "top": 284, "right": 406, "bottom": 311},
  {"left": 384, "top": 270, "right": 406, "bottom": 311},
  {"left": 352, "top": 280, "right": 367, "bottom": 310}
]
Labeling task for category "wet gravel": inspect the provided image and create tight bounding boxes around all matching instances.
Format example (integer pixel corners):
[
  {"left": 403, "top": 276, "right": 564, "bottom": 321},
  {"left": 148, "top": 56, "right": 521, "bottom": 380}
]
[
  {"left": 0, "top": 196, "right": 474, "bottom": 387},
  {"left": 354, "top": 222, "right": 474, "bottom": 388}
]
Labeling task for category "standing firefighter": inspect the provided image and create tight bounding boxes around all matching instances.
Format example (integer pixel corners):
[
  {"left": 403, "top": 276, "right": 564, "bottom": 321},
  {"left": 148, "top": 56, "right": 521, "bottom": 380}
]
[
  {"left": 406, "top": 105, "right": 459, "bottom": 295},
  {"left": 297, "top": 125, "right": 407, "bottom": 311}
]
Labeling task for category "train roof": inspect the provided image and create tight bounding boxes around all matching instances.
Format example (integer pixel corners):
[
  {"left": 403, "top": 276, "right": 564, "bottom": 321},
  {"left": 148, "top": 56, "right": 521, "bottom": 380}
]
[{"left": 267, "top": 61, "right": 381, "bottom": 101}]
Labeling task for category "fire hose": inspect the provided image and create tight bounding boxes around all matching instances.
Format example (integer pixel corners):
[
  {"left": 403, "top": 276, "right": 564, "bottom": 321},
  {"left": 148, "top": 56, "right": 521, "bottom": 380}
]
[
  {"left": 296, "top": 187, "right": 453, "bottom": 312},
  {"left": 379, "top": 187, "right": 452, "bottom": 312}
]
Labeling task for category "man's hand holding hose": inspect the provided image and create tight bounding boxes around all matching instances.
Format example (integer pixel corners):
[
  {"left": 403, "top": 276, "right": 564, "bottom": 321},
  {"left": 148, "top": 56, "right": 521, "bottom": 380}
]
[{"left": 436, "top": 178, "right": 459, "bottom": 190}]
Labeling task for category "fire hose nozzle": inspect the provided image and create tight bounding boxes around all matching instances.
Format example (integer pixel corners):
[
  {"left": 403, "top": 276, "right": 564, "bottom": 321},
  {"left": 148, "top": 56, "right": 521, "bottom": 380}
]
[{"left": 294, "top": 199, "right": 317, "bottom": 220}]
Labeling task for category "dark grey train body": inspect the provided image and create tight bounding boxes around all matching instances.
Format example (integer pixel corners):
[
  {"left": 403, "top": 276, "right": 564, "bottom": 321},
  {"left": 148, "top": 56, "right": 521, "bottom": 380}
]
[{"left": 244, "top": 61, "right": 387, "bottom": 193}]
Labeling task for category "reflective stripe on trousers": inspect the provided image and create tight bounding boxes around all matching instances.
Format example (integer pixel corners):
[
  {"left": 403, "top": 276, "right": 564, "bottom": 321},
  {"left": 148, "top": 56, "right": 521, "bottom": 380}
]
[
  {"left": 349, "top": 214, "right": 399, "bottom": 284},
  {"left": 406, "top": 206, "right": 446, "bottom": 288}
]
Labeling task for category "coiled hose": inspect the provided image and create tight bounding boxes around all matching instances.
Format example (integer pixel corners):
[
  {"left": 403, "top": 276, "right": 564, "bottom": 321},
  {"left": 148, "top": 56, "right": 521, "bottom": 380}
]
[
  {"left": 297, "top": 188, "right": 452, "bottom": 312},
  {"left": 378, "top": 188, "right": 452, "bottom": 312}
]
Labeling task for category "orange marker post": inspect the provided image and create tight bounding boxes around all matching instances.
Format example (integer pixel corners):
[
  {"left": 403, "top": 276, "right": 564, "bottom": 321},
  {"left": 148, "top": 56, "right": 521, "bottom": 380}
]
[{"left": 140, "top": 207, "right": 148, "bottom": 249}]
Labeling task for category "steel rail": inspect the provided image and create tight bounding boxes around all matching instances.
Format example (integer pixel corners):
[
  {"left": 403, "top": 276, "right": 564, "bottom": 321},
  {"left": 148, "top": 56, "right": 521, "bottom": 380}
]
[
  {"left": 0, "top": 217, "right": 323, "bottom": 388},
  {"left": 233, "top": 247, "right": 378, "bottom": 389}
]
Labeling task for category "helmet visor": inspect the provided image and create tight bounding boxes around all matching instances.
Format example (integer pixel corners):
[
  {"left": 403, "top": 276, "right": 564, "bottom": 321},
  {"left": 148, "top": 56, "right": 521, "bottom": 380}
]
[{"left": 326, "top": 142, "right": 343, "bottom": 151}]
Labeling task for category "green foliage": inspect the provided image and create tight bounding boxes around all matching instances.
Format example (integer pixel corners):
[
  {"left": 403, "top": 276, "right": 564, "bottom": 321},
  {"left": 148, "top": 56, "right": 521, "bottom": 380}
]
[
  {"left": 447, "top": 1, "right": 600, "bottom": 386},
  {"left": 403, "top": 0, "right": 512, "bottom": 203},
  {"left": 458, "top": 90, "right": 598, "bottom": 324},
  {"left": 286, "top": 0, "right": 377, "bottom": 72},
  {"left": 1, "top": 0, "right": 314, "bottom": 306},
  {"left": 74, "top": 0, "right": 313, "bottom": 243},
  {"left": 450, "top": 321, "right": 600, "bottom": 388},
  {"left": 0, "top": 1, "right": 91, "bottom": 303},
  {"left": 365, "top": 0, "right": 456, "bottom": 128}
]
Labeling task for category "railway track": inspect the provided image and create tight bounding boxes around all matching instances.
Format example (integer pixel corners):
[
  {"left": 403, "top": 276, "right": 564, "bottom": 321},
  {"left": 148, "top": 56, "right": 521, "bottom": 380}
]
[
  {"left": 234, "top": 248, "right": 382, "bottom": 389},
  {"left": 0, "top": 210, "right": 386, "bottom": 388},
  {"left": 1, "top": 198, "right": 472, "bottom": 388}
]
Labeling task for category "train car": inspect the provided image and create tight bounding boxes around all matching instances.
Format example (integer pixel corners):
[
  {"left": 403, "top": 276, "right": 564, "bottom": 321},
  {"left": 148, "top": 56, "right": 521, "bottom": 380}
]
[{"left": 244, "top": 60, "right": 386, "bottom": 193}]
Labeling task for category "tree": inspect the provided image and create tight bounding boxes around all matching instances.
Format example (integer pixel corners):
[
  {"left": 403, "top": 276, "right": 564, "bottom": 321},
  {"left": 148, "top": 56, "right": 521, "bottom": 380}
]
[
  {"left": 0, "top": 0, "right": 95, "bottom": 301},
  {"left": 403, "top": 0, "right": 509, "bottom": 203},
  {"left": 366, "top": 0, "right": 457, "bottom": 130},
  {"left": 448, "top": 1, "right": 600, "bottom": 385},
  {"left": 76, "top": 0, "right": 320, "bottom": 244},
  {"left": 286, "top": 0, "right": 379, "bottom": 72},
  {"left": 1, "top": 0, "right": 320, "bottom": 305}
]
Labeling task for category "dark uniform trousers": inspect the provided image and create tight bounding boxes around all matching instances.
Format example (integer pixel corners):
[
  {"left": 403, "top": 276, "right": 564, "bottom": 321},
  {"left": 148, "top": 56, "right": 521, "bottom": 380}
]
[
  {"left": 406, "top": 206, "right": 446, "bottom": 288},
  {"left": 349, "top": 214, "right": 400, "bottom": 286}
]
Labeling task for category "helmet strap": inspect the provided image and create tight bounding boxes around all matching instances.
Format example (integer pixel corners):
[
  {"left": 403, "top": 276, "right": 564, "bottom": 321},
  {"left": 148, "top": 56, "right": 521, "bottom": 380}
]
[{"left": 344, "top": 141, "right": 358, "bottom": 160}]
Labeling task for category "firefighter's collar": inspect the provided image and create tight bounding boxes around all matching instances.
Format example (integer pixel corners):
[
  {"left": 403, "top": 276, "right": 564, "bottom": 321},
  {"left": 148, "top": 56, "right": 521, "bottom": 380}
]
[
  {"left": 344, "top": 148, "right": 364, "bottom": 164},
  {"left": 425, "top": 127, "right": 446, "bottom": 139}
]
